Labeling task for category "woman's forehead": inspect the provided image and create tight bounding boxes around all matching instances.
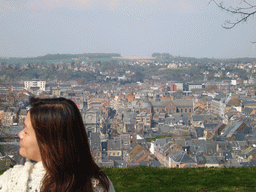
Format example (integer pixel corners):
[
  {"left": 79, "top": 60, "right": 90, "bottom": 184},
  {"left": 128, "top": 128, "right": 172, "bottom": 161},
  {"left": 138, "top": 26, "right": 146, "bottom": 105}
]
[{"left": 25, "top": 112, "right": 31, "bottom": 125}]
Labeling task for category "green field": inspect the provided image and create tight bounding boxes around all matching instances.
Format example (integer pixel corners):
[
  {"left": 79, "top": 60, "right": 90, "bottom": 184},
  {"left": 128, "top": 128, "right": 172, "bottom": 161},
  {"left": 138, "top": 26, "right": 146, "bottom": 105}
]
[
  {"left": 0, "top": 57, "right": 119, "bottom": 65},
  {"left": 103, "top": 166, "right": 256, "bottom": 192},
  {"left": 1, "top": 166, "right": 256, "bottom": 191},
  {"left": 0, "top": 53, "right": 122, "bottom": 64}
]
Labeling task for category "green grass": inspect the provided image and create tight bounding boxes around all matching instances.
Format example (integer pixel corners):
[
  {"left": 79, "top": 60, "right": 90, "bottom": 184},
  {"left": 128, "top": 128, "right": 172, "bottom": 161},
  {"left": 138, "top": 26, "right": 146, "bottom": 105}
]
[
  {"left": 102, "top": 166, "right": 256, "bottom": 192},
  {"left": 1, "top": 166, "right": 256, "bottom": 191}
]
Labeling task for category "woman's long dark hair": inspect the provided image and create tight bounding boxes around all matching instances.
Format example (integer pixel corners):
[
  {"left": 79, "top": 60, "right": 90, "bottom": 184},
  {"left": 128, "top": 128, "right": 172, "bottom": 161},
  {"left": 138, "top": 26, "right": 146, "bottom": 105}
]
[{"left": 29, "top": 97, "right": 109, "bottom": 192}]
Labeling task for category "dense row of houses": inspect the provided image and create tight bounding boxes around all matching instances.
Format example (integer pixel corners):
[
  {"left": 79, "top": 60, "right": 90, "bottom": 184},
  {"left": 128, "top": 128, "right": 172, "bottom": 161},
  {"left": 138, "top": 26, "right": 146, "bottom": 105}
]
[{"left": 2, "top": 77, "right": 256, "bottom": 169}]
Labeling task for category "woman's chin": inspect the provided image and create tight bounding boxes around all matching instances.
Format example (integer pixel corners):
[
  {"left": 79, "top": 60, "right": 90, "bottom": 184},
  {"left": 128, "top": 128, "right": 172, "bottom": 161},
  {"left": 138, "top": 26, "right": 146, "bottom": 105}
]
[{"left": 19, "top": 148, "right": 25, "bottom": 158}]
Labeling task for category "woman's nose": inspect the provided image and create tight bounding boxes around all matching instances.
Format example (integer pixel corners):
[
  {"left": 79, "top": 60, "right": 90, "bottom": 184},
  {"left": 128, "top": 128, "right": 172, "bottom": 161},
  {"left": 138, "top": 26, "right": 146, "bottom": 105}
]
[{"left": 19, "top": 130, "right": 24, "bottom": 139}]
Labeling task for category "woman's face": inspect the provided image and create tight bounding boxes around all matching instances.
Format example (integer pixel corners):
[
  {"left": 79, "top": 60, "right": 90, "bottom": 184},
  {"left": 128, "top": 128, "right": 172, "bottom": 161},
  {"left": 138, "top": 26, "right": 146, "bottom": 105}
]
[{"left": 19, "top": 112, "right": 42, "bottom": 162}]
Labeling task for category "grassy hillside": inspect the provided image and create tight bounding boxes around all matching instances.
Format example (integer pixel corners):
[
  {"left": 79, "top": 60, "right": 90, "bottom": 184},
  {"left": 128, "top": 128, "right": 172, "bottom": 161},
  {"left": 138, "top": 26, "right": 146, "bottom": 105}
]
[
  {"left": 102, "top": 166, "right": 256, "bottom": 192},
  {"left": 1, "top": 166, "right": 256, "bottom": 191}
]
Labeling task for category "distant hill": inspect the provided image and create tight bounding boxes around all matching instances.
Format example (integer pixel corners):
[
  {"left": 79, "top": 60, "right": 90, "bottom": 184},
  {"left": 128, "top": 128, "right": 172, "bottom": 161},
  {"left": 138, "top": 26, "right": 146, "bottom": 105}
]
[{"left": 0, "top": 53, "right": 121, "bottom": 65}]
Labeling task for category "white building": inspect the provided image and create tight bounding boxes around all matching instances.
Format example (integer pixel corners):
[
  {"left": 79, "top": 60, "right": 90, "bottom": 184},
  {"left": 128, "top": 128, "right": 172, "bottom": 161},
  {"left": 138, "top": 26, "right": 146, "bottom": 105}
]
[
  {"left": 231, "top": 79, "right": 237, "bottom": 86},
  {"left": 175, "top": 83, "right": 183, "bottom": 91},
  {"left": 24, "top": 79, "right": 46, "bottom": 95},
  {"left": 188, "top": 83, "right": 202, "bottom": 91},
  {"left": 211, "top": 97, "right": 226, "bottom": 118},
  {"left": 167, "top": 63, "right": 178, "bottom": 69}
]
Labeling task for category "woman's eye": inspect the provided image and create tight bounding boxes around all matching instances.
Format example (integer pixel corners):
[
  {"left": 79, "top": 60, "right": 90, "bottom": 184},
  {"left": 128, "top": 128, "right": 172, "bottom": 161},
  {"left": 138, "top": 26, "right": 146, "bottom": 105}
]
[{"left": 23, "top": 128, "right": 27, "bottom": 134}]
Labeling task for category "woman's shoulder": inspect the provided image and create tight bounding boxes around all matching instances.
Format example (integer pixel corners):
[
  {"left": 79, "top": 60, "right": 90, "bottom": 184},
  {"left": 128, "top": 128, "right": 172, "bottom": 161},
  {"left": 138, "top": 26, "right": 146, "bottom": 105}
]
[
  {"left": 0, "top": 162, "right": 29, "bottom": 180},
  {"left": 0, "top": 161, "right": 38, "bottom": 190},
  {"left": 0, "top": 162, "right": 33, "bottom": 190}
]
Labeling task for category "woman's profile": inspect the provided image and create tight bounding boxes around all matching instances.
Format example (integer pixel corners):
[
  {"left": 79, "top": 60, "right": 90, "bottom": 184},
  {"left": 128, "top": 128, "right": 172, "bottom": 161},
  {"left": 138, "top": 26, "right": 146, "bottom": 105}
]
[{"left": 0, "top": 97, "right": 115, "bottom": 191}]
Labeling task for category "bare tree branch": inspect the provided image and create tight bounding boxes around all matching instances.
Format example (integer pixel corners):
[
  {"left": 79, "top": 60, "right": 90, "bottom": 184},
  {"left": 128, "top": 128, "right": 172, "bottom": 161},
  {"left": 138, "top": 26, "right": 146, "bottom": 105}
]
[{"left": 210, "top": 0, "right": 256, "bottom": 29}]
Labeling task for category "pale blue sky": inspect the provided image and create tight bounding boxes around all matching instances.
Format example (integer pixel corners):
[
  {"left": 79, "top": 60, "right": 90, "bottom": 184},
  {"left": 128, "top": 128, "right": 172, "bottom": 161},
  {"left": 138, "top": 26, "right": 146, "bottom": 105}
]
[{"left": 1, "top": 0, "right": 256, "bottom": 58}]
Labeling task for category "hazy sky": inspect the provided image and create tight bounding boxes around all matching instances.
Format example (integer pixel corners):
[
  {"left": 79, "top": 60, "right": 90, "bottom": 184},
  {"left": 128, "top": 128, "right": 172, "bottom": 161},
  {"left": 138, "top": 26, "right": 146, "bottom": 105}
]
[{"left": 1, "top": 0, "right": 256, "bottom": 58}]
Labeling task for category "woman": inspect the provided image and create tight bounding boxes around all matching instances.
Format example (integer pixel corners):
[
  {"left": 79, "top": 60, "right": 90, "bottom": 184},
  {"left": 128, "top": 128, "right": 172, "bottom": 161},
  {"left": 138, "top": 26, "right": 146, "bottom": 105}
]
[{"left": 0, "top": 97, "right": 115, "bottom": 192}]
